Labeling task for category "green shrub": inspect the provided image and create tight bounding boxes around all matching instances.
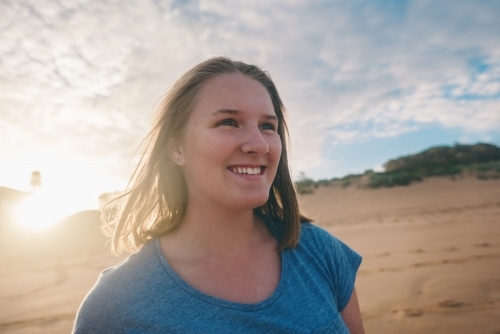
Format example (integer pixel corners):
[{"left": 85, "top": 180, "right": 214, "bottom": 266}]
[
  {"left": 295, "top": 172, "right": 315, "bottom": 194},
  {"left": 341, "top": 179, "right": 351, "bottom": 188},
  {"left": 367, "top": 172, "right": 422, "bottom": 188}
]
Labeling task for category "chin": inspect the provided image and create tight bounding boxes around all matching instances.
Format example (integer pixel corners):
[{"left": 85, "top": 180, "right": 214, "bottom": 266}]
[{"left": 233, "top": 193, "right": 269, "bottom": 211}]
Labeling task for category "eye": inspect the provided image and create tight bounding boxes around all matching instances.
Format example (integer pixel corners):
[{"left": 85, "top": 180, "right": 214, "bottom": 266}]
[
  {"left": 260, "top": 122, "right": 277, "bottom": 131},
  {"left": 217, "top": 118, "right": 238, "bottom": 127}
]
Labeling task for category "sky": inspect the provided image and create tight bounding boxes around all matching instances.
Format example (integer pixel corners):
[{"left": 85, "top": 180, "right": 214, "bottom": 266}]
[{"left": 1, "top": 0, "right": 500, "bottom": 212}]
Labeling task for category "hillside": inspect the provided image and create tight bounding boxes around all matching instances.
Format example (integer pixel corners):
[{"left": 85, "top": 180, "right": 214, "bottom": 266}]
[
  {"left": 0, "top": 186, "right": 31, "bottom": 209},
  {"left": 0, "top": 185, "right": 108, "bottom": 253},
  {"left": 296, "top": 143, "right": 500, "bottom": 193},
  {"left": 384, "top": 143, "right": 500, "bottom": 174}
]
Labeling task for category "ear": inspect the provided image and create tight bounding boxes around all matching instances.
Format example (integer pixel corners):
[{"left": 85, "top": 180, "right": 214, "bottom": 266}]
[{"left": 167, "top": 138, "right": 185, "bottom": 166}]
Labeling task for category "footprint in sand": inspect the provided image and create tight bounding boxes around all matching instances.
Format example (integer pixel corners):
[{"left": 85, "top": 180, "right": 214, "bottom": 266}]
[
  {"left": 438, "top": 299, "right": 463, "bottom": 308},
  {"left": 444, "top": 246, "right": 458, "bottom": 251},
  {"left": 474, "top": 242, "right": 491, "bottom": 248},
  {"left": 408, "top": 249, "right": 424, "bottom": 254},
  {"left": 392, "top": 308, "right": 424, "bottom": 317},
  {"left": 376, "top": 252, "right": 391, "bottom": 257},
  {"left": 404, "top": 308, "right": 423, "bottom": 317}
]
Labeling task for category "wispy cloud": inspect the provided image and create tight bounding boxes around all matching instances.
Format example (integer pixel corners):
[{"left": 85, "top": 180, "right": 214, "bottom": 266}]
[{"left": 1, "top": 0, "right": 499, "bottom": 192}]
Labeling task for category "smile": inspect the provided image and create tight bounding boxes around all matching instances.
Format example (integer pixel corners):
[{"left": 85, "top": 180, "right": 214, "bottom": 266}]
[{"left": 230, "top": 166, "right": 263, "bottom": 175}]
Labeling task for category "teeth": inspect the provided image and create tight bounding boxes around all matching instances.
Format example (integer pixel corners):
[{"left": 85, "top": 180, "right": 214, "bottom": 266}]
[{"left": 232, "top": 167, "right": 261, "bottom": 175}]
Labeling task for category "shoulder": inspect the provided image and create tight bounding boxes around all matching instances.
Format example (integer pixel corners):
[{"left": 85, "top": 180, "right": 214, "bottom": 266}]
[
  {"left": 262, "top": 214, "right": 357, "bottom": 259},
  {"left": 73, "top": 241, "right": 161, "bottom": 333},
  {"left": 95, "top": 240, "right": 159, "bottom": 292},
  {"left": 299, "top": 221, "right": 334, "bottom": 241},
  {"left": 296, "top": 222, "right": 362, "bottom": 312},
  {"left": 299, "top": 222, "right": 361, "bottom": 265},
  {"left": 298, "top": 222, "right": 352, "bottom": 254}
]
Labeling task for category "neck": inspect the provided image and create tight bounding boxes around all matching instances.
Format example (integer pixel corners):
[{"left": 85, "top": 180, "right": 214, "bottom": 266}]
[{"left": 163, "top": 199, "right": 268, "bottom": 258}]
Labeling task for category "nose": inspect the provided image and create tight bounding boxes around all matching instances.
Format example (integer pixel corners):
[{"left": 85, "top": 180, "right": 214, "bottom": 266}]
[{"left": 240, "top": 127, "right": 269, "bottom": 155}]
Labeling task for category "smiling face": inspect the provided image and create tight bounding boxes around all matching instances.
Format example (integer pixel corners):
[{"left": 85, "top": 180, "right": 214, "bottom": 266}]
[{"left": 171, "top": 73, "right": 282, "bottom": 212}]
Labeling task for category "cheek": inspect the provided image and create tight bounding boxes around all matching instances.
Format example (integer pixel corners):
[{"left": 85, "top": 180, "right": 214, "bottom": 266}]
[
  {"left": 269, "top": 136, "right": 283, "bottom": 165},
  {"left": 184, "top": 133, "right": 229, "bottom": 165}
]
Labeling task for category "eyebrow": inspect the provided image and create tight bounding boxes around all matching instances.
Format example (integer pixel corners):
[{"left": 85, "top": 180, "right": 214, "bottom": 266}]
[{"left": 208, "top": 108, "right": 278, "bottom": 121}]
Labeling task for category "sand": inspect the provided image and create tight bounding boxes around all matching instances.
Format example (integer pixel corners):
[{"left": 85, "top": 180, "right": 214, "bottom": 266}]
[
  {"left": 0, "top": 176, "right": 499, "bottom": 333},
  {"left": 301, "top": 176, "right": 500, "bottom": 334}
]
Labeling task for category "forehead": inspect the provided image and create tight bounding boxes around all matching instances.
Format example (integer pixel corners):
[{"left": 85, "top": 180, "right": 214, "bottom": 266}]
[{"left": 193, "top": 73, "right": 275, "bottom": 116}]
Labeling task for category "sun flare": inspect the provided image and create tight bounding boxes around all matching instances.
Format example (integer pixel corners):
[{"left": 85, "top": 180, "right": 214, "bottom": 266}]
[
  {"left": 2, "top": 149, "right": 128, "bottom": 231},
  {"left": 15, "top": 191, "right": 69, "bottom": 230}
]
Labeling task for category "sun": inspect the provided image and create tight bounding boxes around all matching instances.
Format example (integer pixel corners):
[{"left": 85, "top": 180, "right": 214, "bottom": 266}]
[
  {"left": 15, "top": 191, "right": 68, "bottom": 230},
  {"left": 3, "top": 149, "right": 128, "bottom": 230}
]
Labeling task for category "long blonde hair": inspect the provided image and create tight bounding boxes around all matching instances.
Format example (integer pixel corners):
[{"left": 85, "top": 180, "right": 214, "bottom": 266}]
[{"left": 104, "top": 57, "right": 311, "bottom": 254}]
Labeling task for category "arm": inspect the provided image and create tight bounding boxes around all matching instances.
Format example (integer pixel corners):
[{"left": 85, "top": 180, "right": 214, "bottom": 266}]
[{"left": 340, "top": 288, "right": 365, "bottom": 334}]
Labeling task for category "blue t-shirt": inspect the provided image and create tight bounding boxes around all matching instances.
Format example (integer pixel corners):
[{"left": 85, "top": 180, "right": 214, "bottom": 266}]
[{"left": 73, "top": 221, "right": 361, "bottom": 333}]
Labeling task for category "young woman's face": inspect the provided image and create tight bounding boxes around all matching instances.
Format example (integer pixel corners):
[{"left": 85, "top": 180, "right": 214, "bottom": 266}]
[{"left": 174, "top": 73, "right": 282, "bottom": 211}]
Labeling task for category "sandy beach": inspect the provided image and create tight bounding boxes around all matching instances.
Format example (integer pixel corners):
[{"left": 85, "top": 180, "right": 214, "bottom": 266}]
[{"left": 1, "top": 176, "right": 499, "bottom": 333}]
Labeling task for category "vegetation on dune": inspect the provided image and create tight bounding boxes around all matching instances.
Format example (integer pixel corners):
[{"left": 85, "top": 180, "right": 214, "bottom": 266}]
[
  {"left": 384, "top": 143, "right": 500, "bottom": 174},
  {"left": 295, "top": 143, "right": 500, "bottom": 194}
]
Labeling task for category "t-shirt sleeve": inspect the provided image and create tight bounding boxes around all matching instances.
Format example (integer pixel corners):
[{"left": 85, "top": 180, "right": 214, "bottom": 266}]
[
  {"left": 72, "top": 274, "right": 124, "bottom": 334},
  {"left": 326, "top": 232, "right": 362, "bottom": 312}
]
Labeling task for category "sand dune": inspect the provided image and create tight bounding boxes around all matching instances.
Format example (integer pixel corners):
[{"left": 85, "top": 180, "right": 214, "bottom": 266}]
[{"left": 0, "top": 176, "right": 499, "bottom": 333}]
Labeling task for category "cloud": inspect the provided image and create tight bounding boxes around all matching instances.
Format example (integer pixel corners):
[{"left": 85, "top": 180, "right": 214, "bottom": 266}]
[{"left": 1, "top": 0, "right": 499, "bottom": 185}]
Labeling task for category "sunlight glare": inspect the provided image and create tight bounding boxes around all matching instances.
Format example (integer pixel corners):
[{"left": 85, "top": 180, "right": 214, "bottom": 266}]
[
  {"left": 3, "top": 148, "right": 128, "bottom": 230},
  {"left": 15, "top": 191, "right": 69, "bottom": 230}
]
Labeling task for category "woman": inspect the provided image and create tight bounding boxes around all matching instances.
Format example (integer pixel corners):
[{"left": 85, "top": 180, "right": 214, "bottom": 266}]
[{"left": 73, "top": 57, "right": 364, "bottom": 333}]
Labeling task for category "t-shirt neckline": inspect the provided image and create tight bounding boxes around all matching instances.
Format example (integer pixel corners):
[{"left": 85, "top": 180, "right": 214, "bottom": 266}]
[{"left": 153, "top": 218, "right": 288, "bottom": 311}]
